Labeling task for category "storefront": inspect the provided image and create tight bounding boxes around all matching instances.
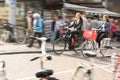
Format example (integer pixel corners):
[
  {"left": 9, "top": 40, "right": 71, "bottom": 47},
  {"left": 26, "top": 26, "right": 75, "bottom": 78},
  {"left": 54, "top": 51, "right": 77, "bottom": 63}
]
[{"left": 64, "top": 3, "right": 120, "bottom": 18}]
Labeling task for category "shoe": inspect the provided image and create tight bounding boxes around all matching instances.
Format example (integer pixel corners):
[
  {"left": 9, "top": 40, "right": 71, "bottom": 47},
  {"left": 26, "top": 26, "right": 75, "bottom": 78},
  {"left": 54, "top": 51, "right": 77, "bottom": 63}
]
[
  {"left": 69, "top": 45, "right": 74, "bottom": 50},
  {"left": 27, "top": 45, "right": 32, "bottom": 48}
]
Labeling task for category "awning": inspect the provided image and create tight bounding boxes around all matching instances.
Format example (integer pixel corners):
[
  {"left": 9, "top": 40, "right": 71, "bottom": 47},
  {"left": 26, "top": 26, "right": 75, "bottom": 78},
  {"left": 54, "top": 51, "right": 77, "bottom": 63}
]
[{"left": 64, "top": 3, "right": 120, "bottom": 17}]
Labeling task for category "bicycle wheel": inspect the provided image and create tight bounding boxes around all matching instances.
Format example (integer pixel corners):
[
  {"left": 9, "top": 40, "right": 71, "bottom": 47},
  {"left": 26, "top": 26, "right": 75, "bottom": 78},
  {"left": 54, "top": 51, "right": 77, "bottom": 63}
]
[
  {"left": 53, "top": 38, "right": 67, "bottom": 55},
  {"left": 72, "top": 66, "right": 89, "bottom": 80},
  {"left": 81, "top": 40, "right": 97, "bottom": 57},
  {"left": 15, "top": 29, "right": 26, "bottom": 44},
  {"left": 100, "top": 39, "right": 111, "bottom": 56}
]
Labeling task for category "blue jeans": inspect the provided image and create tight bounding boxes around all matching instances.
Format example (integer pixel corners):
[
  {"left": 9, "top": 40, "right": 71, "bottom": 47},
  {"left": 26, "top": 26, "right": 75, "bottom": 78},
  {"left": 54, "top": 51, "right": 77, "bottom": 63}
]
[{"left": 50, "top": 31, "right": 57, "bottom": 44}]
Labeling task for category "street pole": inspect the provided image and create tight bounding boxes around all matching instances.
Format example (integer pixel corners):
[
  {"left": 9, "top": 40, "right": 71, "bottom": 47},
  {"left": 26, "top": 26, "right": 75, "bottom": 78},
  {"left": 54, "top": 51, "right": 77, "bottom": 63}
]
[
  {"left": 9, "top": 0, "right": 17, "bottom": 25},
  {"left": 8, "top": 0, "right": 17, "bottom": 41}
]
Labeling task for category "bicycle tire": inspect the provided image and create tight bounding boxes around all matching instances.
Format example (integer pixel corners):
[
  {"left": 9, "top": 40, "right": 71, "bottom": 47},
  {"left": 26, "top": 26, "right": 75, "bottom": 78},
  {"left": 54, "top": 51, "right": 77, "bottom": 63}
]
[
  {"left": 100, "top": 39, "right": 111, "bottom": 56},
  {"left": 72, "top": 66, "right": 89, "bottom": 80},
  {"left": 53, "top": 38, "right": 67, "bottom": 55},
  {"left": 15, "top": 29, "right": 26, "bottom": 44},
  {"left": 73, "top": 37, "right": 84, "bottom": 55},
  {"left": 81, "top": 40, "right": 97, "bottom": 57}
]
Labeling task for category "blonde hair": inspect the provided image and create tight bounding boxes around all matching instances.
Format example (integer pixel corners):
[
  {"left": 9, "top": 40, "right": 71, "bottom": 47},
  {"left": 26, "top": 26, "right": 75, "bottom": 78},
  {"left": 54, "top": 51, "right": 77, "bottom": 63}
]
[{"left": 76, "top": 12, "right": 82, "bottom": 17}]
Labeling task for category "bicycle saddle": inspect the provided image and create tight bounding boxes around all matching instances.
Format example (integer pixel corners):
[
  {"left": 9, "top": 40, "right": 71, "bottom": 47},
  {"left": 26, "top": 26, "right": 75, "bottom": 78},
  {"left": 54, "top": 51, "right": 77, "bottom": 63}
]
[
  {"left": 36, "top": 69, "right": 53, "bottom": 78},
  {"left": 84, "top": 51, "right": 96, "bottom": 57}
]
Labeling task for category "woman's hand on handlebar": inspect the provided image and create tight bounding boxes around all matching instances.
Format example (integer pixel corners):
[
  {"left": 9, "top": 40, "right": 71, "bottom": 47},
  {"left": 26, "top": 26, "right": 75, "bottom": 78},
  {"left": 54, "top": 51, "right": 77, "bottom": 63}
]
[{"left": 91, "top": 28, "right": 101, "bottom": 32}]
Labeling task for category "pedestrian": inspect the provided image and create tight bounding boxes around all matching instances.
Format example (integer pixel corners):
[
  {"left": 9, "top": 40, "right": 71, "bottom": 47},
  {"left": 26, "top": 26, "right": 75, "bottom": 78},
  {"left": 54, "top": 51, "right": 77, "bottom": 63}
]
[
  {"left": 27, "top": 13, "right": 44, "bottom": 47},
  {"left": 89, "top": 16, "right": 99, "bottom": 30},
  {"left": 82, "top": 14, "right": 89, "bottom": 30},
  {"left": 96, "top": 15, "right": 111, "bottom": 49},
  {"left": 110, "top": 19, "right": 117, "bottom": 42},
  {"left": 26, "top": 11, "right": 34, "bottom": 42},
  {"left": 50, "top": 15, "right": 62, "bottom": 44}
]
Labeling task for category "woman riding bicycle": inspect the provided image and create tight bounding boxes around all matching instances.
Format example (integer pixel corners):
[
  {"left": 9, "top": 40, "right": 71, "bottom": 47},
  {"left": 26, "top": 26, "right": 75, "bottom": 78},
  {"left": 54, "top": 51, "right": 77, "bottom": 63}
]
[
  {"left": 68, "top": 12, "right": 83, "bottom": 49},
  {"left": 96, "top": 15, "right": 111, "bottom": 49}
]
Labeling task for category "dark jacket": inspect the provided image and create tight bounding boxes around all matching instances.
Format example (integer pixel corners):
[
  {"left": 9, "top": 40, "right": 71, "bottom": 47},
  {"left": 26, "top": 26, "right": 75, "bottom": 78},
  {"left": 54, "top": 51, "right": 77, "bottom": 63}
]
[
  {"left": 51, "top": 20, "right": 56, "bottom": 31},
  {"left": 69, "top": 18, "right": 83, "bottom": 31}
]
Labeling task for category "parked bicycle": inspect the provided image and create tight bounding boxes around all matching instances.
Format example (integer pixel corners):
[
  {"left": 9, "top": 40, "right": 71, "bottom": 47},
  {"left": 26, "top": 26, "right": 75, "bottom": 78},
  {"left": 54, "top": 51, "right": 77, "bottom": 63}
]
[
  {"left": 31, "top": 54, "right": 58, "bottom": 80},
  {"left": 53, "top": 27, "right": 85, "bottom": 55},
  {"left": 2, "top": 22, "right": 26, "bottom": 43},
  {"left": 17, "top": 37, "right": 58, "bottom": 80},
  {"left": 80, "top": 29, "right": 111, "bottom": 57},
  {"left": 0, "top": 59, "right": 7, "bottom": 80},
  {"left": 72, "top": 52, "right": 114, "bottom": 80}
]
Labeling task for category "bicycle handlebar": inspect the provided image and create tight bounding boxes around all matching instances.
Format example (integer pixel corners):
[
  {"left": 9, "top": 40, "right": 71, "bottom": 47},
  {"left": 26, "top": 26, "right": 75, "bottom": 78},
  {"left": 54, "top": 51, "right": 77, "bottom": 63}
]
[
  {"left": 3, "top": 22, "right": 23, "bottom": 27},
  {"left": 30, "top": 57, "right": 40, "bottom": 61},
  {"left": 30, "top": 55, "right": 52, "bottom": 61},
  {"left": 3, "top": 22, "right": 16, "bottom": 26}
]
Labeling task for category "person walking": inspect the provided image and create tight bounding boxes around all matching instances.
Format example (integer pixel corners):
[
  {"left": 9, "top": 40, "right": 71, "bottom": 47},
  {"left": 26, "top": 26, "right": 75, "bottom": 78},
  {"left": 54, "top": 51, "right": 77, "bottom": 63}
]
[
  {"left": 27, "top": 13, "right": 44, "bottom": 47},
  {"left": 96, "top": 15, "right": 111, "bottom": 49},
  {"left": 82, "top": 14, "right": 89, "bottom": 30},
  {"left": 110, "top": 19, "right": 117, "bottom": 42},
  {"left": 50, "top": 15, "right": 62, "bottom": 44},
  {"left": 89, "top": 16, "right": 99, "bottom": 30},
  {"left": 26, "top": 11, "right": 34, "bottom": 42}
]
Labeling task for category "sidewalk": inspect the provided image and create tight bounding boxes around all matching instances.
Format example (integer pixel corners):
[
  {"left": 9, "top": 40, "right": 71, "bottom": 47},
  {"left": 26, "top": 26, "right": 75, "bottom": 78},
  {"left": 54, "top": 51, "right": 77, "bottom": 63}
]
[
  {"left": 0, "top": 42, "right": 54, "bottom": 55},
  {"left": 0, "top": 43, "right": 39, "bottom": 51},
  {"left": 0, "top": 42, "right": 77, "bottom": 80}
]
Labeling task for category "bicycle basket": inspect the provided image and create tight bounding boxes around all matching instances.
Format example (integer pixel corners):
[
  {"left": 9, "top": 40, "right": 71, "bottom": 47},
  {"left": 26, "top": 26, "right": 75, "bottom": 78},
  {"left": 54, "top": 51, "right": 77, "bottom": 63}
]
[{"left": 83, "top": 30, "right": 98, "bottom": 40}]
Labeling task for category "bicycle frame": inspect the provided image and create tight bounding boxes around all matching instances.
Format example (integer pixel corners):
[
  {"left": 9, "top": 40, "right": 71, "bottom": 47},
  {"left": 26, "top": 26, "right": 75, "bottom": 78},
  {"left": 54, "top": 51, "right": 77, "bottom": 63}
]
[{"left": 53, "top": 27, "right": 85, "bottom": 55}]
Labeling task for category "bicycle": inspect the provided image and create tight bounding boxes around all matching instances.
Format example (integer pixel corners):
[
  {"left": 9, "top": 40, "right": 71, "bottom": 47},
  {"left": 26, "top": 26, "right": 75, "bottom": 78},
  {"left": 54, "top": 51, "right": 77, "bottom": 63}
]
[
  {"left": 30, "top": 54, "right": 58, "bottom": 80},
  {"left": 80, "top": 29, "right": 111, "bottom": 57},
  {"left": 2, "top": 22, "right": 26, "bottom": 44},
  {"left": 53, "top": 27, "right": 85, "bottom": 55},
  {"left": 17, "top": 37, "right": 58, "bottom": 80},
  {"left": 72, "top": 52, "right": 113, "bottom": 80},
  {"left": 0, "top": 59, "right": 7, "bottom": 80}
]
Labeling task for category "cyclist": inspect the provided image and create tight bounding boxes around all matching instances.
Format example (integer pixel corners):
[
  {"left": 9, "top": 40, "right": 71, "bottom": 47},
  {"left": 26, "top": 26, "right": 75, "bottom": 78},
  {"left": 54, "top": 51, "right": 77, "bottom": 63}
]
[
  {"left": 68, "top": 12, "right": 83, "bottom": 50},
  {"left": 96, "top": 15, "right": 111, "bottom": 49}
]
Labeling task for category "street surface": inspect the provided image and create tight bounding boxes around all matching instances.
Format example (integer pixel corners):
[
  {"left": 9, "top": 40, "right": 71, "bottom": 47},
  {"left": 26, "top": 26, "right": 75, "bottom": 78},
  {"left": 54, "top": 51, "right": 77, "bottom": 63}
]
[{"left": 0, "top": 41, "right": 120, "bottom": 80}]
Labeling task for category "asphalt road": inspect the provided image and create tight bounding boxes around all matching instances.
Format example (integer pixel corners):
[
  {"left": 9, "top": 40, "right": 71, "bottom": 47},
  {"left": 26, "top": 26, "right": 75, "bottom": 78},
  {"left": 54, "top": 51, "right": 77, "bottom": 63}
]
[{"left": 0, "top": 41, "right": 119, "bottom": 80}]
